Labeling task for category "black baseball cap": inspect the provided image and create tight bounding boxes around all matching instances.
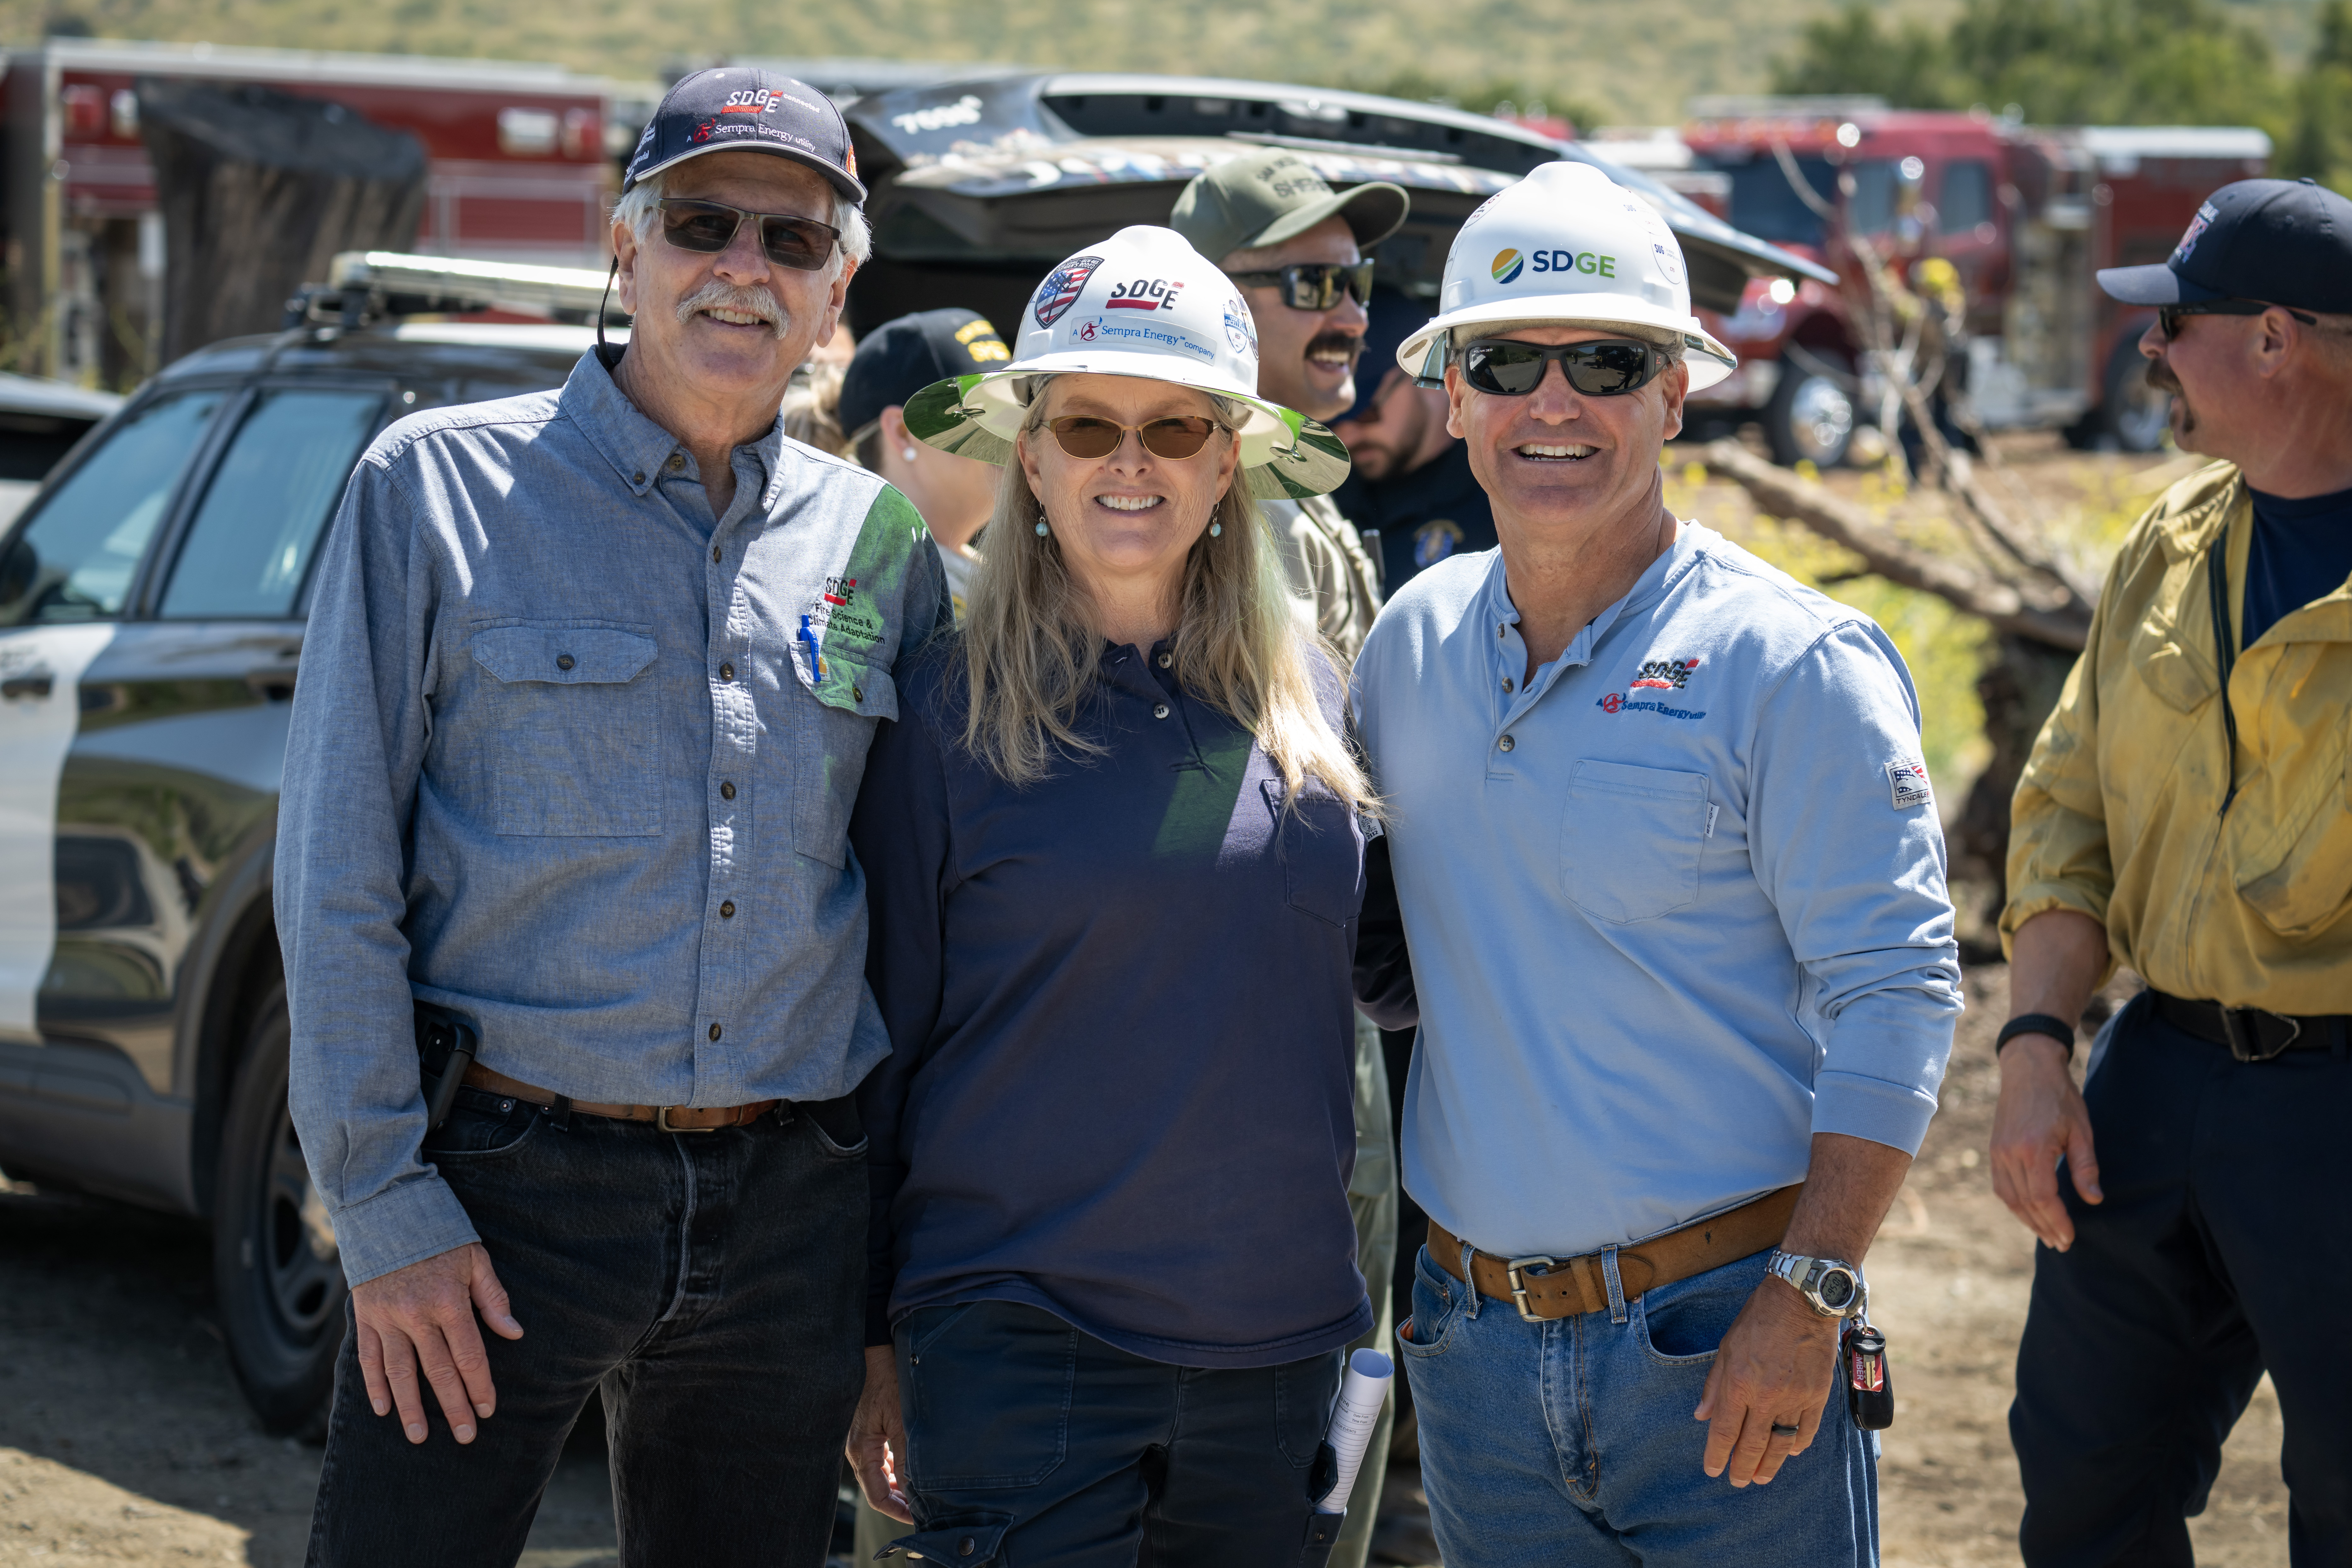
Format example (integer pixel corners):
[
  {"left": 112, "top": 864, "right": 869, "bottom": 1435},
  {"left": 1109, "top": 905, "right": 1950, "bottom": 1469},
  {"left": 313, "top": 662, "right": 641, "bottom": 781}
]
[
  {"left": 623, "top": 67, "right": 865, "bottom": 202},
  {"left": 1336, "top": 286, "right": 1431, "bottom": 424},
  {"left": 839, "top": 309, "right": 1012, "bottom": 438},
  {"left": 2098, "top": 177, "right": 2352, "bottom": 313}
]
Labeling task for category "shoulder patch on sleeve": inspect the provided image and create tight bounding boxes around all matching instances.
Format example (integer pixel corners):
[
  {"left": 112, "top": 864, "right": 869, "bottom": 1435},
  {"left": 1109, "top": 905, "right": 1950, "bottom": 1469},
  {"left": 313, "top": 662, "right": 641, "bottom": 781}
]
[{"left": 1885, "top": 757, "right": 1934, "bottom": 810}]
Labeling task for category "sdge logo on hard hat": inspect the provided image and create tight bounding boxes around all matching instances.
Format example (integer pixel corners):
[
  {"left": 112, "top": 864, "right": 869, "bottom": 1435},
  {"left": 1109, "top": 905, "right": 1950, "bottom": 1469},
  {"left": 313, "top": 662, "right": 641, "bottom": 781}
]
[
  {"left": 1491, "top": 249, "right": 1525, "bottom": 284},
  {"left": 1105, "top": 278, "right": 1186, "bottom": 312}
]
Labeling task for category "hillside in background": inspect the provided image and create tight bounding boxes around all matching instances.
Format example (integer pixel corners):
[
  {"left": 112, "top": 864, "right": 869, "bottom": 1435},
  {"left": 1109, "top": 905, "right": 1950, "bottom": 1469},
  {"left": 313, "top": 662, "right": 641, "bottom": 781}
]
[{"left": 0, "top": 0, "right": 2332, "bottom": 126}]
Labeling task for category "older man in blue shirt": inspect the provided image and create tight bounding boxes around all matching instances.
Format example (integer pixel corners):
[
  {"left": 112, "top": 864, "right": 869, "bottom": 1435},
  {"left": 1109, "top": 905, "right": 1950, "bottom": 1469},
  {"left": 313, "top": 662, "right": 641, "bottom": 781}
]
[
  {"left": 1353, "top": 164, "right": 1960, "bottom": 1566},
  {"left": 277, "top": 70, "right": 948, "bottom": 1567}
]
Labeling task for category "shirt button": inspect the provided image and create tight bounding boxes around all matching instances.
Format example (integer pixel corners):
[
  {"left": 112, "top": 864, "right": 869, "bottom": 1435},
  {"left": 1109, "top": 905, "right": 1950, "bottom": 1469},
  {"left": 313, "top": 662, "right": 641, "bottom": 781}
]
[
  {"left": 1157, "top": 652, "right": 1173, "bottom": 668},
  {"left": 720, "top": 662, "right": 735, "bottom": 681},
  {"left": 1153, "top": 702, "right": 1170, "bottom": 720},
  {"left": 720, "top": 780, "right": 736, "bottom": 800},
  {"left": 633, "top": 470, "right": 646, "bottom": 485},
  {"left": 720, "top": 900, "right": 736, "bottom": 918},
  {"left": 711, "top": 546, "right": 722, "bottom": 563},
  {"left": 556, "top": 653, "right": 575, "bottom": 672},
  {"left": 666, "top": 453, "right": 686, "bottom": 472},
  {"left": 708, "top": 1023, "right": 722, "bottom": 1042},
  {"left": 959, "top": 1539, "right": 976, "bottom": 1557},
  {"left": 1498, "top": 734, "right": 1516, "bottom": 752},
  {"left": 1498, "top": 623, "right": 1506, "bottom": 640},
  {"left": 852, "top": 683, "right": 865, "bottom": 703},
  {"left": 1501, "top": 676, "right": 1514, "bottom": 693}
]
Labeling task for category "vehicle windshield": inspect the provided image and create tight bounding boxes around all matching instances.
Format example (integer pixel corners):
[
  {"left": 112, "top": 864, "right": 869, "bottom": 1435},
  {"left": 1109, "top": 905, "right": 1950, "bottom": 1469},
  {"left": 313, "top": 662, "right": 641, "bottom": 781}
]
[
  {"left": 1703, "top": 154, "right": 1838, "bottom": 247},
  {"left": 0, "top": 390, "right": 227, "bottom": 626}
]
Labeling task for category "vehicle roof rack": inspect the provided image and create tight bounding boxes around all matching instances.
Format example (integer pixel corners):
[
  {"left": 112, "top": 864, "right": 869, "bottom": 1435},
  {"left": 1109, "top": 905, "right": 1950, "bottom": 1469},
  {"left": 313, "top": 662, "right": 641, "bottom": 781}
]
[{"left": 285, "top": 251, "right": 628, "bottom": 329}]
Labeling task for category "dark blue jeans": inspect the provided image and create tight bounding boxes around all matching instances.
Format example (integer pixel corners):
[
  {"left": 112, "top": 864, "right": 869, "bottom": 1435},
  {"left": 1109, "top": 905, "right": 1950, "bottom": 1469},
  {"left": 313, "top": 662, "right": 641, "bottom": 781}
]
[
  {"left": 885, "top": 1299, "right": 1344, "bottom": 1567},
  {"left": 2011, "top": 991, "right": 2352, "bottom": 1566},
  {"left": 305, "top": 1087, "right": 870, "bottom": 1568}
]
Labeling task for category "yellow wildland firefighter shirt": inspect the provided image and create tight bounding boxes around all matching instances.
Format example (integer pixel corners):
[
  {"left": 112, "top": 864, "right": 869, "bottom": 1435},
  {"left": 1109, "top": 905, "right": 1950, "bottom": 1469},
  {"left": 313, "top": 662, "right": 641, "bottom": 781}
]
[{"left": 2003, "top": 462, "right": 2352, "bottom": 1012}]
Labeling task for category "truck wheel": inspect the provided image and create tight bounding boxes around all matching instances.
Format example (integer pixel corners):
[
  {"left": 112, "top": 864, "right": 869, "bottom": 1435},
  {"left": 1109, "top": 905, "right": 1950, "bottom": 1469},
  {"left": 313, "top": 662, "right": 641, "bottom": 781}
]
[
  {"left": 2101, "top": 336, "right": 2171, "bottom": 452},
  {"left": 1764, "top": 354, "right": 1856, "bottom": 468},
  {"left": 213, "top": 980, "right": 346, "bottom": 1437}
]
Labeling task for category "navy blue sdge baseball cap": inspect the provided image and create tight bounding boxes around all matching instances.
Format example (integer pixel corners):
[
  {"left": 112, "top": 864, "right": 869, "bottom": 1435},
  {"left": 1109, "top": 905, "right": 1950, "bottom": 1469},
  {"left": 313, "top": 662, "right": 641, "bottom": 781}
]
[
  {"left": 840, "top": 309, "right": 1012, "bottom": 438},
  {"left": 2098, "top": 177, "right": 2352, "bottom": 313},
  {"left": 623, "top": 67, "right": 865, "bottom": 203}
]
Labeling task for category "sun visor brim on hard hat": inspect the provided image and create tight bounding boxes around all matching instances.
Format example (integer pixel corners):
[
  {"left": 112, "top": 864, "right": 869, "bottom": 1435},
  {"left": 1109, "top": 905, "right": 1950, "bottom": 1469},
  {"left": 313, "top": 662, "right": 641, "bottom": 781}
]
[
  {"left": 900, "top": 225, "right": 1354, "bottom": 500},
  {"left": 1399, "top": 161, "right": 1739, "bottom": 393}
]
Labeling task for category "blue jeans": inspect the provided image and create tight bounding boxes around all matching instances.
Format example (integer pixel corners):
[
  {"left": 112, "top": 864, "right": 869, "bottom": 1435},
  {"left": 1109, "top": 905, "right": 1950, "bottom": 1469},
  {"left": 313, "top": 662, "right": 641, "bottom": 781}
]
[
  {"left": 886, "top": 1299, "right": 1345, "bottom": 1567},
  {"left": 1397, "top": 1243, "right": 1878, "bottom": 1567}
]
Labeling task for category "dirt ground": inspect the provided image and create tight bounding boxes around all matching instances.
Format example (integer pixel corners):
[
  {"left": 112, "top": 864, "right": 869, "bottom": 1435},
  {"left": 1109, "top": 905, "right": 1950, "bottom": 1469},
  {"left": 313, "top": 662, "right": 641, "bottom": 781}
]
[
  {"left": 0, "top": 434, "right": 2295, "bottom": 1566},
  {"left": 0, "top": 957, "right": 2296, "bottom": 1567}
]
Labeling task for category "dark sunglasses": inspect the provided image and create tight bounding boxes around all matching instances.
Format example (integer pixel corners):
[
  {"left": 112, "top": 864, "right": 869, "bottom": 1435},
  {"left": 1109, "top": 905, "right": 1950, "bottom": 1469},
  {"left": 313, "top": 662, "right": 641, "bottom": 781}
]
[
  {"left": 656, "top": 198, "right": 841, "bottom": 272},
  {"left": 1225, "top": 260, "right": 1376, "bottom": 312},
  {"left": 2157, "top": 298, "right": 2319, "bottom": 339},
  {"left": 1045, "top": 415, "right": 1223, "bottom": 461},
  {"left": 1460, "top": 338, "right": 1667, "bottom": 397}
]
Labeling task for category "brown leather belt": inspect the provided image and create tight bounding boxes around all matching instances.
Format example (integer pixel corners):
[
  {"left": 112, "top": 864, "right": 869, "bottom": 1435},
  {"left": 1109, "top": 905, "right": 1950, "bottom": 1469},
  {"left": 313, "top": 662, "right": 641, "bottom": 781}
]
[
  {"left": 461, "top": 1062, "right": 777, "bottom": 1133},
  {"left": 1430, "top": 1184, "right": 1803, "bottom": 1322}
]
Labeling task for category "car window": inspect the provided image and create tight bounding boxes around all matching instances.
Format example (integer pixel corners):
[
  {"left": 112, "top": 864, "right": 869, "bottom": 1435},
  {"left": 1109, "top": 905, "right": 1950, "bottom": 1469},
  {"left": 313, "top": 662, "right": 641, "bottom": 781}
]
[
  {"left": 0, "top": 389, "right": 227, "bottom": 626},
  {"left": 1702, "top": 155, "right": 1836, "bottom": 247},
  {"left": 1940, "top": 160, "right": 1995, "bottom": 235},
  {"left": 1846, "top": 160, "right": 1900, "bottom": 236},
  {"left": 158, "top": 389, "right": 385, "bottom": 620}
]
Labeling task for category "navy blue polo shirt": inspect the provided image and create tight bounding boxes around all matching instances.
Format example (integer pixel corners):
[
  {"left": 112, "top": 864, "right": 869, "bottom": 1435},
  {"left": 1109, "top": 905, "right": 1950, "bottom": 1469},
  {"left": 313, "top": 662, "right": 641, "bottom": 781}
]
[{"left": 848, "top": 638, "right": 1374, "bottom": 1368}]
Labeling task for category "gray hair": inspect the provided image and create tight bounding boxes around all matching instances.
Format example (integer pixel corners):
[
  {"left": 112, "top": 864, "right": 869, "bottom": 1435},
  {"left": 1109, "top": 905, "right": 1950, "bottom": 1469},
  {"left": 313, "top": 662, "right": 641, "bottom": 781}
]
[{"left": 611, "top": 165, "right": 871, "bottom": 277}]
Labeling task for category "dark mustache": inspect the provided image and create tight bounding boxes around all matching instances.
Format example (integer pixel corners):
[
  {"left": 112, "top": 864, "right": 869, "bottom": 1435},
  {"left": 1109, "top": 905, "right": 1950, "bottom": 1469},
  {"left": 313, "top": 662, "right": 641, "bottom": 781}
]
[
  {"left": 1306, "top": 331, "right": 1365, "bottom": 365},
  {"left": 2145, "top": 357, "right": 2182, "bottom": 396}
]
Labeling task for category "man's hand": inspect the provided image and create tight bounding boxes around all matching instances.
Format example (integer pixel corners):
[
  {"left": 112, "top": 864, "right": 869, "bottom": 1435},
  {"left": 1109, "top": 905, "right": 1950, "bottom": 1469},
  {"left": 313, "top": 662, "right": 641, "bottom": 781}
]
[
  {"left": 846, "top": 1344, "right": 913, "bottom": 1524},
  {"left": 1990, "top": 1033, "right": 2102, "bottom": 1249},
  {"left": 1694, "top": 1278, "right": 1841, "bottom": 1486},
  {"left": 350, "top": 1242, "right": 522, "bottom": 1445}
]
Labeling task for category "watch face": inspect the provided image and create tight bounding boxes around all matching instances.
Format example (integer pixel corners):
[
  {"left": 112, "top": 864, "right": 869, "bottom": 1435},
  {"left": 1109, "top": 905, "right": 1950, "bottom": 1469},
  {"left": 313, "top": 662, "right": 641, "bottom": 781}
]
[{"left": 1819, "top": 1269, "right": 1857, "bottom": 1310}]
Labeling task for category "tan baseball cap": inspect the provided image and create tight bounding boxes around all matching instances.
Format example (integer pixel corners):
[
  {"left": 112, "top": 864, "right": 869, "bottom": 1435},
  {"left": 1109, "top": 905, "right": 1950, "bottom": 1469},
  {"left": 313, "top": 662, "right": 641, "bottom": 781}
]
[{"left": 1170, "top": 149, "right": 1408, "bottom": 263}]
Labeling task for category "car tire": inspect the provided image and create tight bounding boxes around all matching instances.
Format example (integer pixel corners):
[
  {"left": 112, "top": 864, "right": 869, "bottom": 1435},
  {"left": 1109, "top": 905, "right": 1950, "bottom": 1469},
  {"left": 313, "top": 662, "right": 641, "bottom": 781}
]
[
  {"left": 213, "top": 979, "right": 346, "bottom": 1438},
  {"left": 2100, "top": 334, "right": 2171, "bottom": 453},
  {"left": 1764, "top": 352, "right": 1857, "bottom": 468}
]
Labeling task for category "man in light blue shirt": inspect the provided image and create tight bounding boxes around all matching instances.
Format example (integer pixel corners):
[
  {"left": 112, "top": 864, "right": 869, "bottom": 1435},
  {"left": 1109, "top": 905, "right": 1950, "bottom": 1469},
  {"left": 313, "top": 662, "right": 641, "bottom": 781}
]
[{"left": 1353, "top": 162, "right": 1960, "bottom": 1566}]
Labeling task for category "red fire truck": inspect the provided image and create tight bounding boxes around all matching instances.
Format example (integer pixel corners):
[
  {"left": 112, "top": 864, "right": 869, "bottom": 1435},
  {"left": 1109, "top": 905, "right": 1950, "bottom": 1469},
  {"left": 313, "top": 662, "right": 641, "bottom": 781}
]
[
  {"left": 1675, "top": 97, "right": 2269, "bottom": 465},
  {"left": 1, "top": 39, "right": 631, "bottom": 389}
]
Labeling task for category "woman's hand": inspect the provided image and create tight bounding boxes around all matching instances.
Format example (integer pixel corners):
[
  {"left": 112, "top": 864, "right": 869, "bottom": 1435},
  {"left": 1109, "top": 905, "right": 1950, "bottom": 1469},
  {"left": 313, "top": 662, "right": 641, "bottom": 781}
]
[{"left": 846, "top": 1344, "right": 914, "bottom": 1523}]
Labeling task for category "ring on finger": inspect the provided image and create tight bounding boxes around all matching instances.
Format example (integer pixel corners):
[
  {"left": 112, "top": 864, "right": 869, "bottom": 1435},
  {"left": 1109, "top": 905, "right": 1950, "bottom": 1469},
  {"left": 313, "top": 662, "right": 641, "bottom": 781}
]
[{"left": 1769, "top": 1422, "right": 1802, "bottom": 1437}]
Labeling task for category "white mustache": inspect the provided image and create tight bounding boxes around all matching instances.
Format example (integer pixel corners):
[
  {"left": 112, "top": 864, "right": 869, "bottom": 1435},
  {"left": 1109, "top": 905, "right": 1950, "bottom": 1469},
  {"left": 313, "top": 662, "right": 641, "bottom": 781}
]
[{"left": 676, "top": 279, "right": 789, "bottom": 341}]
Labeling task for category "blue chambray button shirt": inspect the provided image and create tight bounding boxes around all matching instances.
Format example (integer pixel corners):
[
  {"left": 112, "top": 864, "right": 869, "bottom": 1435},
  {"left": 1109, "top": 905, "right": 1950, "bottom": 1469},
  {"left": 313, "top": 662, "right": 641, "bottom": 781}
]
[
  {"left": 1354, "top": 523, "right": 1963, "bottom": 1262},
  {"left": 278, "top": 349, "right": 951, "bottom": 1287}
]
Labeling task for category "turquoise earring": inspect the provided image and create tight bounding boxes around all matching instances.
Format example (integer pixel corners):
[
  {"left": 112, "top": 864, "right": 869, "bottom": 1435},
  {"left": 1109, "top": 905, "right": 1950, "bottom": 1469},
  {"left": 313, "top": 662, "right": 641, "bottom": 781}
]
[
  {"left": 1209, "top": 522, "right": 1222, "bottom": 537},
  {"left": 1035, "top": 520, "right": 1049, "bottom": 536}
]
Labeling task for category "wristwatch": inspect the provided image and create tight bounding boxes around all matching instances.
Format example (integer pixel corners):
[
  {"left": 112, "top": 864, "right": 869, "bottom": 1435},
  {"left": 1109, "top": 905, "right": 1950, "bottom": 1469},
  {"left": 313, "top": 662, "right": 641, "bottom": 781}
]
[{"left": 1765, "top": 1249, "right": 1867, "bottom": 1318}]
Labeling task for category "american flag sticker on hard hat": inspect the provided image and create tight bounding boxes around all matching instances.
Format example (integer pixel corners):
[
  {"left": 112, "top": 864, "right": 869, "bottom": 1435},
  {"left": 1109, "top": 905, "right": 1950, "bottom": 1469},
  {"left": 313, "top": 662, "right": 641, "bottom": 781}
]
[{"left": 1885, "top": 758, "right": 1933, "bottom": 810}]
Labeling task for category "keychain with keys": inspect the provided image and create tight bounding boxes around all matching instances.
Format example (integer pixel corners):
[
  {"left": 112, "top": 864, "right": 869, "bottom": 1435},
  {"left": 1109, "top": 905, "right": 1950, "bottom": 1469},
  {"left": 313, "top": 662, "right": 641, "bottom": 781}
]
[{"left": 1841, "top": 1290, "right": 1894, "bottom": 1431}]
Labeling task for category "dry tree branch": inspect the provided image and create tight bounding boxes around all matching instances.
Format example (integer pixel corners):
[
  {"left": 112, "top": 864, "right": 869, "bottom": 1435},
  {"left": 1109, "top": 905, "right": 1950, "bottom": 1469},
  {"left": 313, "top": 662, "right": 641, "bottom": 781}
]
[{"left": 1699, "top": 438, "right": 2092, "bottom": 650}]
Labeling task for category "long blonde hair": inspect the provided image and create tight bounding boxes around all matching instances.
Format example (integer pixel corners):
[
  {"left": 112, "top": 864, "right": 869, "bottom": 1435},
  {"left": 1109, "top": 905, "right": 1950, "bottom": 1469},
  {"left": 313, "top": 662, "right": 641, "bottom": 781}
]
[{"left": 956, "top": 390, "right": 1375, "bottom": 812}]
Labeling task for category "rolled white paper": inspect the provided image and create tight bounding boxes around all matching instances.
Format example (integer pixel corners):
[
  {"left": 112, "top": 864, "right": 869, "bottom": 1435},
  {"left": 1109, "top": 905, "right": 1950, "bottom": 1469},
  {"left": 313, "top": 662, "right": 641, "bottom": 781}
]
[{"left": 1316, "top": 1348, "right": 1395, "bottom": 1515}]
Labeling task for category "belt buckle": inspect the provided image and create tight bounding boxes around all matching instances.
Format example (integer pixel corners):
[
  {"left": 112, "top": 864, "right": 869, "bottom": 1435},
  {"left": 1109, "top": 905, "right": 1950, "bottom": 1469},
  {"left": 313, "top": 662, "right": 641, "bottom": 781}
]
[
  {"left": 1504, "top": 1256, "right": 1558, "bottom": 1324},
  {"left": 2220, "top": 1007, "right": 2297, "bottom": 1063},
  {"left": 655, "top": 1106, "right": 718, "bottom": 1133}
]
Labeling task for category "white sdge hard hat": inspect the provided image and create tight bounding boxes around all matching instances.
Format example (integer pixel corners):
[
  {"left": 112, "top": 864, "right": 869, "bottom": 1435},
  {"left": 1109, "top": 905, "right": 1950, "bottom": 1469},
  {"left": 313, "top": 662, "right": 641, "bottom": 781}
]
[
  {"left": 1397, "top": 161, "right": 1737, "bottom": 393},
  {"left": 901, "top": 224, "right": 1348, "bottom": 499}
]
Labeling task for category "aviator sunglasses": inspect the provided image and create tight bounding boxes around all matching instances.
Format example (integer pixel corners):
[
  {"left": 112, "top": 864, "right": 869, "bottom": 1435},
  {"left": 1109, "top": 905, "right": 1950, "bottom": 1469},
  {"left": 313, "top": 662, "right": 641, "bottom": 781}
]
[
  {"left": 1460, "top": 337, "right": 1668, "bottom": 398},
  {"left": 1225, "top": 260, "right": 1377, "bottom": 312},
  {"left": 656, "top": 198, "right": 842, "bottom": 271},
  {"left": 1044, "top": 415, "right": 1224, "bottom": 461},
  {"left": 2157, "top": 298, "right": 2320, "bottom": 340}
]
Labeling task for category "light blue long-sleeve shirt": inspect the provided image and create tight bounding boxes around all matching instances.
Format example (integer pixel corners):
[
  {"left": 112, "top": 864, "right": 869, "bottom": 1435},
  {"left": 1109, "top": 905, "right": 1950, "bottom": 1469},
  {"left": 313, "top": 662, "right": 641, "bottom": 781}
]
[
  {"left": 277, "top": 348, "right": 950, "bottom": 1287},
  {"left": 1352, "top": 522, "right": 1961, "bottom": 1260}
]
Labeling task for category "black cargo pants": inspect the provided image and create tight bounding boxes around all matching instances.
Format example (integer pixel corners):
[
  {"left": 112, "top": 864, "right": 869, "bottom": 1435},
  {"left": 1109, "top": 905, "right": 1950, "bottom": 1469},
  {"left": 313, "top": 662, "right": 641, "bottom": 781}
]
[{"left": 2011, "top": 991, "right": 2352, "bottom": 1566}]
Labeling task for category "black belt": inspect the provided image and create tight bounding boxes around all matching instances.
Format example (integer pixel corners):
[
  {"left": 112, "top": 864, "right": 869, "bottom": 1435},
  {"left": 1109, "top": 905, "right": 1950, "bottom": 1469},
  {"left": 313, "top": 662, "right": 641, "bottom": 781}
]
[{"left": 2152, "top": 991, "right": 2350, "bottom": 1062}]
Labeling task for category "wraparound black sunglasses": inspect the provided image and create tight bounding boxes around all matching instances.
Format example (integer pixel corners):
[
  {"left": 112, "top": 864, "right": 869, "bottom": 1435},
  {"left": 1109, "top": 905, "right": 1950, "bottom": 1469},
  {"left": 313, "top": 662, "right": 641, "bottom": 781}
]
[
  {"left": 1225, "top": 261, "right": 1376, "bottom": 312},
  {"left": 1460, "top": 338, "right": 1668, "bottom": 397},
  {"left": 2157, "top": 298, "right": 2319, "bottom": 339}
]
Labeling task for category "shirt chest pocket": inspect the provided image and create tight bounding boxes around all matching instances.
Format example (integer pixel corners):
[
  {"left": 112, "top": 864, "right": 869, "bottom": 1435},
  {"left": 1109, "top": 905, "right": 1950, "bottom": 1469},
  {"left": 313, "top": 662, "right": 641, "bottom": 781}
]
[
  {"left": 1265, "top": 778, "right": 1365, "bottom": 928},
  {"left": 792, "top": 654, "right": 898, "bottom": 868},
  {"left": 469, "top": 624, "right": 661, "bottom": 837},
  {"left": 1560, "top": 759, "right": 1711, "bottom": 924}
]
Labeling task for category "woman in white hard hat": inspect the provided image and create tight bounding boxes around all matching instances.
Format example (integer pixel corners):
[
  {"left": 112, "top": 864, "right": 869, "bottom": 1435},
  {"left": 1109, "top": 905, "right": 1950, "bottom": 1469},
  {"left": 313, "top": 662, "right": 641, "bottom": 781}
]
[{"left": 841, "top": 225, "right": 1380, "bottom": 1565}]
